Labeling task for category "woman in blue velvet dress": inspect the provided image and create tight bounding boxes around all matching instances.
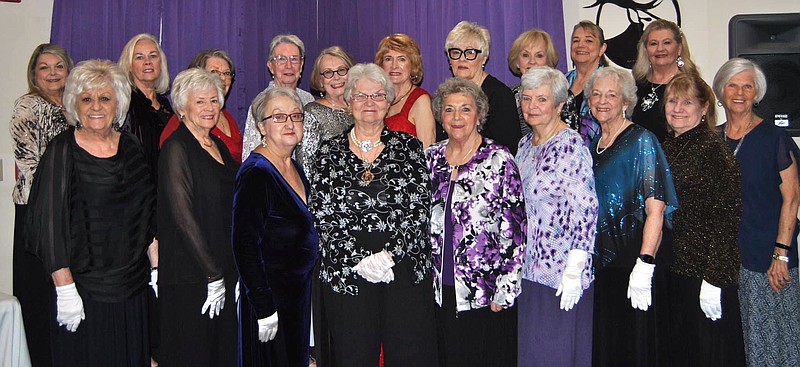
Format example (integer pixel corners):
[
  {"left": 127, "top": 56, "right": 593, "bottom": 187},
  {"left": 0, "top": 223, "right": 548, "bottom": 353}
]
[{"left": 232, "top": 87, "right": 318, "bottom": 367}]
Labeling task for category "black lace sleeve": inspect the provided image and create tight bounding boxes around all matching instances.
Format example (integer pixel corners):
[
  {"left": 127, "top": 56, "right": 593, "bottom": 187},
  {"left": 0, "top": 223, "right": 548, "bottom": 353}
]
[
  {"left": 25, "top": 129, "right": 74, "bottom": 273},
  {"left": 159, "top": 138, "right": 223, "bottom": 281}
]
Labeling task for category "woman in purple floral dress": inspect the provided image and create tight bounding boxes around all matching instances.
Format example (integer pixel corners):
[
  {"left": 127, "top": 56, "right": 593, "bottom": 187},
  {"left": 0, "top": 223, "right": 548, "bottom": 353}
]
[
  {"left": 427, "top": 77, "right": 527, "bottom": 367},
  {"left": 515, "top": 67, "right": 598, "bottom": 367}
]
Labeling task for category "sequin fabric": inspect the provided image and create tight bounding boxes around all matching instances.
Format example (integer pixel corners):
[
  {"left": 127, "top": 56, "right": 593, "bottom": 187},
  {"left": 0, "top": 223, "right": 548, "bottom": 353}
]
[
  {"left": 591, "top": 124, "right": 678, "bottom": 267},
  {"left": 663, "top": 125, "right": 741, "bottom": 287},
  {"left": 295, "top": 101, "right": 353, "bottom": 176}
]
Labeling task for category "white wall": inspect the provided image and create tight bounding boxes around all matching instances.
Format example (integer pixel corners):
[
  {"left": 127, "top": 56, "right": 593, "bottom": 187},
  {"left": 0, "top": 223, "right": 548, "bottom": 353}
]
[
  {"left": 0, "top": 0, "right": 55, "bottom": 294},
  {"left": 562, "top": 0, "right": 799, "bottom": 117}
]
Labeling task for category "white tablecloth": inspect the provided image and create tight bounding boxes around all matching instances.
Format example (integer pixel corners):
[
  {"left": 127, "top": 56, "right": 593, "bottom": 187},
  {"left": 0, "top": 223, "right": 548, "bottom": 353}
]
[{"left": 0, "top": 293, "right": 31, "bottom": 367}]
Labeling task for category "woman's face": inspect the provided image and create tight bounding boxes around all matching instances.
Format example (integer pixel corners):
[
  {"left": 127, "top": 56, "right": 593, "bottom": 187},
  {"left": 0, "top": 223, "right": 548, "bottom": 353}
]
[
  {"left": 257, "top": 95, "right": 303, "bottom": 149},
  {"left": 350, "top": 79, "right": 390, "bottom": 126},
  {"left": 381, "top": 49, "right": 413, "bottom": 86},
  {"left": 665, "top": 93, "right": 707, "bottom": 136},
  {"left": 131, "top": 40, "right": 162, "bottom": 86},
  {"left": 517, "top": 41, "right": 549, "bottom": 75},
  {"left": 570, "top": 27, "right": 606, "bottom": 67},
  {"left": 319, "top": 55, "right": 348, "bottom": 99},
  {"left": 34, "top": 53, "right": 68, "bottom": 99},
  {"left": 588, "top": 76, "right": 627, "bottom": 125},
  {"left": 268, "top": 43, "right": 303, "bottom": 88},
  {"left": 521, "top": 85, "right": 564, "bottom": 130},
  {"left": 441, "top": 92, "right": 480, "bottom": 143},
  {"left": 204, "top": 57, "right": 233, "bottom": 96},
  {"left": 721, "top": 70, "right": 758, "bottom": 115},
  {"left": 448, "top": 38, "right": 485, "bottom": 83},
  {"left": 645, "top": 29, "right": 682, "bottom": 70},
  {"left": 179, "top": 87, "right": 221, "bottom": 132},
  {"left": 76, "top": 84, "right": 118, "bottom": 133}
]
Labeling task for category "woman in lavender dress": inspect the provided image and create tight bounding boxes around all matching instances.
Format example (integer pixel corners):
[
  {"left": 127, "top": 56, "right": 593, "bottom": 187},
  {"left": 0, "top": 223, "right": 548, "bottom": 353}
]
[
  {"left": 515, "top": 67, "right": 598, "bottom": 367},
  {"left": 427, "top": 77, "right": 526, "bottom": 367}
]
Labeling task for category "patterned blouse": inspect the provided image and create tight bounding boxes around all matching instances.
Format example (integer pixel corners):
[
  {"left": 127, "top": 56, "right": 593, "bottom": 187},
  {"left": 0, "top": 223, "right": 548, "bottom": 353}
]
[
  {"left": 295, "top": 101, "right": 353, "bottom": 176},
  {"left": 309, "top": 127, "right": 431, "bottom": 295},
  {"left": 241, "top": 82, "right": 315, "bottom": 161},
  {"left": 9, "top": 94, "right": 69, "bottom": 204},
  {"left": 427, "top": 138, "right": 526, "bottom": 311},
  {"left": 516, "top": 128, "right": 598, "bottom": 290}
]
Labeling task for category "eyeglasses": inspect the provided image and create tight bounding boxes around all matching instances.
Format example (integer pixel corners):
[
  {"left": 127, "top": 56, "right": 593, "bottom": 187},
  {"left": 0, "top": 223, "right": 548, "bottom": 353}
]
[
  {"left": 351, "top": 92, "right": 387, "bottom": 102},
  {"left": 270, "top": 55, "right": 303, "bottom": 65},
  {"left": 447, "top": 48, "right": 482, "bottom": 61},
  {"left": 261, "top": 112, "right": 304, "bottom": 123},
  {"left": 210, "top": 70, "right": 235, "bottom": 79},
  {"left": 320, "top": 67, "right": 349, "bottom": 79}
]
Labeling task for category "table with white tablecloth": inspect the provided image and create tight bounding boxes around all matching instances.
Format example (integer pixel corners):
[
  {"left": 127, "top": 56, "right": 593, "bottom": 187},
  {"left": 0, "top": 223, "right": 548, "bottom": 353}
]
[{"left": 0, "top": 293, "right": 32, "bottom": 367}]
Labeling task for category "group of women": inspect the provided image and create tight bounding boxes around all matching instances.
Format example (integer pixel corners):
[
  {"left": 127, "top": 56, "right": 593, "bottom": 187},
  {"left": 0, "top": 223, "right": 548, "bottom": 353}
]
[{"left": 8, "top": 17, "right": 799, "bottom": 367}]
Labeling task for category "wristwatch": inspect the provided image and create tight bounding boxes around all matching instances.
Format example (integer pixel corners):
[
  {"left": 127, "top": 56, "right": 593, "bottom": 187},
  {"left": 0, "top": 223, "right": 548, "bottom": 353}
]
[
  {"left": 772, "top": 253, "right": 790, "bottom": 263},
  {"left": 638, "top": 254, "right": 655, "bottom": 264}
]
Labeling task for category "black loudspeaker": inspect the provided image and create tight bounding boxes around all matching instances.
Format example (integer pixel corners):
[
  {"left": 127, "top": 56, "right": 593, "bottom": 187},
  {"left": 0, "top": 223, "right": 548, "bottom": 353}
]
[{"left": 729, "top": 13, "right": 800, "bottom": 135}]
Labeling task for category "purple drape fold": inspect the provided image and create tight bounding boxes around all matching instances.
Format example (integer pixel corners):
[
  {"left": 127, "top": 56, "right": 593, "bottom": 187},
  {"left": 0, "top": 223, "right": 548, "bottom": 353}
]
[{"left": 50, "top": 0, "right": 565, "bottom": 129}]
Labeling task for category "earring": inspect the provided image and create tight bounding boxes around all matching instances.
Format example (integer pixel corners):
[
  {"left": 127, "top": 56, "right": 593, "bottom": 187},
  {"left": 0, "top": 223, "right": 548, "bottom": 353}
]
[
  {"left": 260, "top": 136, "right": 267, "bottom": 148},
  {"left": 717, "top": 101, "right": 723, "bottom": 107},
  {"left": 701, "top": 114, "right": 707, "bottom": 124},
  {"left": 482, "top": 64, "right": 486, "bottom": 69},
  {"left": 754, "top": 101, "right": 759, "bottom": 108},
  {"left": 676, "top": 55, "right": 685, "bottom": 69}
]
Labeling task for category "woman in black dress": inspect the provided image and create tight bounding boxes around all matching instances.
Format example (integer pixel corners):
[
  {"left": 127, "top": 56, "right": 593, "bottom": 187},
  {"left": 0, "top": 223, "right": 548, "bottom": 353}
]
[
  {"left": 118, "top": 33, "right": 174, "bottom": 179},
  {"left": 157, "top": 68, "right": 239, "bottom": 366},
  {"left": 232, "top": 87, "right": 318, "bottom": 366},
  {"left": 25, "top": 59, "right": 156, "bottom": 366}
]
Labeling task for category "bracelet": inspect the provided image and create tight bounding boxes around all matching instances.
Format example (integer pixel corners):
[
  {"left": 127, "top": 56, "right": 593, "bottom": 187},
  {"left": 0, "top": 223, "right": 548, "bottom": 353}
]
[
  {"left": 774, "top": 243, "right": 792, "bottom": 251},
  {"left": 772, "top": 253, "right": 790, "bottom": 263}
]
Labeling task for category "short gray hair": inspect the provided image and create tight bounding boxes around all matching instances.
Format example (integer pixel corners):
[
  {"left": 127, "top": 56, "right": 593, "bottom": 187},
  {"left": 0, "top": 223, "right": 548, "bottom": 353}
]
[
  {"left": 170, "top": 68, "right": 225, "bottom": 113},
  {"left": 250, "top": 87, "right": 303, "bottom": 131},
  {"left": 188, "top": 49, "right": 235, "bottom": 77},
  {"left": 343, "top": 63, "right": 396, "bottom": 104},
  {"left": 521, "top": 66, "right": 569, "bottom": 106},
  {"left": 712, "top": 58, "right": 767, "bottom": 104},
  {"left": 584, "top": 66, "right": 638, "bottom": 117},
  {"left": 269, "top": 34, "right": 305, "bottom": 59},
  {"left": 445, "top": 21, "right": 491, "bottom": 60},
  {"left": 63, "top": 59, "right": 131, "bottom": 128},
  {"left": 432, "top": 77, "right": 489, "bottom": 131}
]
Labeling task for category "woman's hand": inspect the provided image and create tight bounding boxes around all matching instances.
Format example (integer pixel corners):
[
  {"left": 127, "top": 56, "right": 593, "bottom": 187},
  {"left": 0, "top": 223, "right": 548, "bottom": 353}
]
[
  {"left": 490, "top": 302, "right": 505, "bottom": 312},
  {"left": 767, "top": 253, "right": 792, "bottom": 293}
]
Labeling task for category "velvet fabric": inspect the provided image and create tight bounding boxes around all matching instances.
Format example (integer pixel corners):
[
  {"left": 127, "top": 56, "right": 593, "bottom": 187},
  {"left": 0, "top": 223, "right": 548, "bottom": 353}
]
[{"left": 232, "top": 152, "right": 318, "bottom": 366}]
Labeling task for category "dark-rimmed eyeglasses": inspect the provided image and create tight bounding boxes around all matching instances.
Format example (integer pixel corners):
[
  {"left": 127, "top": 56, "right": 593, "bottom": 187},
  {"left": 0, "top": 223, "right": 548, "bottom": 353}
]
[
  {"left": 351, "top": 93, "right": 387, "bottom": 102},
  {"left": 270, "top": 55, "right": 304, "bottom": 65},
  {"left": 210, "top": 70, "right": 235, "bottom": 79},
  {"left": 261, "top": 112, "right": 304, "bottom": 123},
  {"left": 447, "top": 48, "right": 482, "bottom": 61},
  {"left": 320, "top": 67, "right": 349, "bottom": 79}
]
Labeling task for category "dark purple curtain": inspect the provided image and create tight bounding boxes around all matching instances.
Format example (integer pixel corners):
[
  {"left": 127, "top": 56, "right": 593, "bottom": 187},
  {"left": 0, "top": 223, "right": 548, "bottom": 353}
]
[{"left": 51, "top": 0, "right": 565, "bottom": 129}]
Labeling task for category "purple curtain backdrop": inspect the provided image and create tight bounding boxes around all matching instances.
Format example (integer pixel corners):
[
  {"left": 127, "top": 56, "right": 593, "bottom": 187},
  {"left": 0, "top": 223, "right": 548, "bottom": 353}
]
[{"left": 51, "top": 0, "right": 565, "bottom": 129}]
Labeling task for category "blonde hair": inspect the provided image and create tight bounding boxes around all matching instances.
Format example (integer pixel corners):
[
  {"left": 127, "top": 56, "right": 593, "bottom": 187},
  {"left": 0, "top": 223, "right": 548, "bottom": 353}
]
[
  {"left": 445, "top": 21, "right": 491, "bottom": 60},
  {"left": 118, "top": 33, "right": 170, "bottom": 94},
  {"left": 632, "top": 19, "right": 699, "bottom": 82},
  {"left": 508, "top": 29, "right": 559, "bottom": 75}
]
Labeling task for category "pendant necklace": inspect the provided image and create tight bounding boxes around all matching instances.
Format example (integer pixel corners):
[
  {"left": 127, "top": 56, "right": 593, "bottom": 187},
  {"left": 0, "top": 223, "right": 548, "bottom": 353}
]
[
  {"left": 640, "top": 82, "right": 664, "bottom": 112},
  {"left": 391, "top": 85, "right": 414, "bottom": 107},
  {"left": 724, "top": 114, "right": 755, "bottom": 157},
  {"left": 350, "top": 128, "right": 383, "bottom": 153},
  {"left": 448, "top": 138, "right": 479, "bottom": 180}
]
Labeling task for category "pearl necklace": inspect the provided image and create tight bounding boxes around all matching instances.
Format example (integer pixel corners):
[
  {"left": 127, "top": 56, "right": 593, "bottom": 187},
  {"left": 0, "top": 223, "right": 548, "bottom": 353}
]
[
  {"left": 596, "top": 120, "right": 628, "bottom": 155},
  {"left": 350, "top": 128, "right": 383, "bottom": 153}
]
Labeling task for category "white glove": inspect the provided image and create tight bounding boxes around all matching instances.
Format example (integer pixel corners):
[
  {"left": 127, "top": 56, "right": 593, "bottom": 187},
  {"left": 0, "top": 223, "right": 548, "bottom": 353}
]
[
  {"left": 699, "top": 279, "right": 722, "bottom": 321},
  {"left": 55, "top": 283, "right": 85, "bottom": 332},
  {"left": 149, "top": 268, "right": 158, "bottom": 298},
  {"left": 555, "top": 249, "right": 588, "bottom": 311},
  {"left": 257, "top": 312, "right": 279, "bottom": 342},
  {"left": 201, "top": 278, "right": 226, "bottom": 319},
  {"left": 627, "top": 258, "right": 655, "bottom": 311},
  {"left": 353, "top": 250, "right": 395, "bottom": 283}
]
